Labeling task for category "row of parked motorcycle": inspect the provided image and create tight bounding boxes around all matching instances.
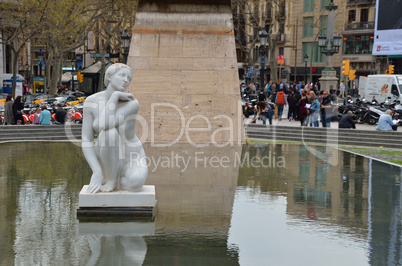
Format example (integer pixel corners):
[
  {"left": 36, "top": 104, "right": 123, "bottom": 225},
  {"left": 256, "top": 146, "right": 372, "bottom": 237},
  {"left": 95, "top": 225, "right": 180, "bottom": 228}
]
[
  {"left": 242, "top": 94, "right": 402, "bottom": 125},
  {"left": 337, "top": 98, "right": 402, "bottom": 125}
]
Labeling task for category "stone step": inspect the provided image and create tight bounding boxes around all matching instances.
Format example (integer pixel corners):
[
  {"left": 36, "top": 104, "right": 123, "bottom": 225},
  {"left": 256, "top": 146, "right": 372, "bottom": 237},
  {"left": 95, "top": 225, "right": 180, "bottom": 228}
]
[
  {"left": 248, "top": 134, "right": 402, "bottom": 149},
  {"left": 0, "top": 124, "right": 83, "bottom": 142},
  {"left": 247, "top": 131, "right": 393, "bottom": 143},
  {"left": 246, "top": 128, "right": 402, "bottom": 142},
  {"left": 245, "top": 124, "right": 402, "bottom": 149},
  {"left": 245, "top": 124, "right": 402, "bottom": 137}
]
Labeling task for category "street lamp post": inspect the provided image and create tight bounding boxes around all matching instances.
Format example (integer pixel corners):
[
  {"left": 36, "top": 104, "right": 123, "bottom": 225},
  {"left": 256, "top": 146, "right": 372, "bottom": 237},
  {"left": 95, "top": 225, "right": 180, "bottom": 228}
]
[
  {"left": 121, "top": 29, "right": 131, "bottom": 64},
  {"left": 37, "top": 49, "right": 44, "bottom": 76},
  {"left": 304, "top": 54, "right": 308, "bottom": 83},
  {"left": 259, "top": 28, "right": 268, "bottom": 92},
  {"left": 318, "top": 0, "right": 342, "bottom": 92}
]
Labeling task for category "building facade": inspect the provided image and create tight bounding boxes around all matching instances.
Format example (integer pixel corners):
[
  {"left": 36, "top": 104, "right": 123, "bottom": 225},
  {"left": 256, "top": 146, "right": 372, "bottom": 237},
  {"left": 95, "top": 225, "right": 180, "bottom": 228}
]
[{"left": 234, "top": 0, "right": 397, "bottom": 89}]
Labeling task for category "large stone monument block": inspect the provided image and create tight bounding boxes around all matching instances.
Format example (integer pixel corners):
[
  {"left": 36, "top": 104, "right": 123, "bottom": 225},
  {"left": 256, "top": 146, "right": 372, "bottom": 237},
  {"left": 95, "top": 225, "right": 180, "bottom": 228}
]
[{"left": 129, "top": 0, "right": 244, "bottom": 145}]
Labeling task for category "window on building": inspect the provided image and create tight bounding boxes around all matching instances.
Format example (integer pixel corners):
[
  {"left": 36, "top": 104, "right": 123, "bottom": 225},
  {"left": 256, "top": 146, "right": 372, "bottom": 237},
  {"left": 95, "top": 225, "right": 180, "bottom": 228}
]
[
  {"left": 266, "top": 3, "right": 272, "bottom": 20},
  {"left": 303, "top": 17, "right": 314, "bottom": 38},
  {"left": 320, "top": 0, "right": 330, "bottom": 11},
  {"left": 279, "top": 47, "right": 284, "bottom": 56},
  {"left": 348, "top": 10, "right": 356, "bottom": 23},
  {"left": 319, "top": 16, "right": 328, "bottom": 36},
  {"left": 343, "top": 35, "right": 374, "bottom": 54},
  {"left": 304, "top": 0, "right": 315, "bottom": 13},
  {"left": 360, "top": 8, "right": 369, "bottom": 22},
  {"left": 303, "top": 42, "right": 326, "bottom": 63}
]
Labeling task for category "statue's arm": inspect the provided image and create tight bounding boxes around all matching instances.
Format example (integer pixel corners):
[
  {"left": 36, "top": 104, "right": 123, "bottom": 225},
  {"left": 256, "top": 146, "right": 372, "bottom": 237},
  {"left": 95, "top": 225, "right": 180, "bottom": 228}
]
[
  {"left": 82, "top": 100, "right": 103, "bottom": 193},
  {"left": 99, "top": 91, "right": 137, "bottom": 131}
]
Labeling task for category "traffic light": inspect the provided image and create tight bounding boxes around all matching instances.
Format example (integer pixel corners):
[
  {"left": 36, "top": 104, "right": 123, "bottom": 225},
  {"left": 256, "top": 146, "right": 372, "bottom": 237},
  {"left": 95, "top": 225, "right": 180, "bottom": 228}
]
[
  {"left": 389, "top": 65, "right": 395, "bottom": 74},
  {"left": 348, "top": 69, "right": 356, "bottom": 81},
  {"left": 342, "top": 60, "right": 350, "bottom": 76},
  {"left": 77, "top": 72, "right": 84, "bottom": 83}
]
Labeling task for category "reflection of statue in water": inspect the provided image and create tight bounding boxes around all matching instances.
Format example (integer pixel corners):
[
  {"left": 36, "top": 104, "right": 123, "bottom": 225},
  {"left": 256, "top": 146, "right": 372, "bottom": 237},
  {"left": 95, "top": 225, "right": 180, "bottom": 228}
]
[
  {"left": 85, "top": 235, "right": 147, "bottom": 266},
  {"left": 82, "top": 63, "right": 148, "bottom": 193}
]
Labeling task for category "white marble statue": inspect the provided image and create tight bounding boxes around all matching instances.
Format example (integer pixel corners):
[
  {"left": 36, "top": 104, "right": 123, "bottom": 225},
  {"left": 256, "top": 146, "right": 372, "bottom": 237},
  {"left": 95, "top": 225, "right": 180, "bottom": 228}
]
[{"left": 82, "top": 63, "right": 148, "bottom": 193}]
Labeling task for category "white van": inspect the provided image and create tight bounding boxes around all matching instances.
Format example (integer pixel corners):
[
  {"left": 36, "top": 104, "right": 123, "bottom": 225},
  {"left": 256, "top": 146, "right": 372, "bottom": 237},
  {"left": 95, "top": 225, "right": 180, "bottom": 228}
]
[{"left": 359, "top": 75, "right": 402, "bottom": 102}]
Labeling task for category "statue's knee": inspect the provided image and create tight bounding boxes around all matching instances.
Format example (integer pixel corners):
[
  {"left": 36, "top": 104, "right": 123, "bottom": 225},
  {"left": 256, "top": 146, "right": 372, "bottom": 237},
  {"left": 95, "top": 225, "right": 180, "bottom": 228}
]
[{"left": 120, "top": 167, "right": 147, "bottom": 192}]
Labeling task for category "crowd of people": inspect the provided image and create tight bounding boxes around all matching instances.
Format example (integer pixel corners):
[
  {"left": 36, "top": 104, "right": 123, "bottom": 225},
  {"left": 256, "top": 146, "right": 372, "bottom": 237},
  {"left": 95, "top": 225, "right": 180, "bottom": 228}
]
[
  {"left": 4, "top": 95, "right": 67, "bottom": 125},
  {"left": 243, "top": 80, "right": 400, "bottom": 131},
  {"left": 246, "top": 80, "right": 340, "bottom": 128}
]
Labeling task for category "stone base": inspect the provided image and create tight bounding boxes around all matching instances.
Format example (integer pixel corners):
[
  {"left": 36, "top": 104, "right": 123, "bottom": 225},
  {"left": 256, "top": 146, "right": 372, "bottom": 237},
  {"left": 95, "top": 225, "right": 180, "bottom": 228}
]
[
  {"left": 79, "top": 221, "right": 155, "bottom": 236},
  {"left": 319, "top": 70, "right": 339, "bottom": 93},
  {"left": 77, "top": 185, "right": 157, "bottom": 219}
]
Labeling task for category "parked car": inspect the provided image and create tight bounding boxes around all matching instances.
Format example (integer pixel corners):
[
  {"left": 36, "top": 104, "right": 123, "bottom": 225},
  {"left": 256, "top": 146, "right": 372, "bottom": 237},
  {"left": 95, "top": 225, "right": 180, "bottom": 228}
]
[
  {"left": 51, "top": 95, "right": 80, "bottom": 107},
  {"left": 23, "top": 94, "right": 49, "bottom": 106},
  {"left": 67, "top": 91, "right": 86, "bottom": 103}
]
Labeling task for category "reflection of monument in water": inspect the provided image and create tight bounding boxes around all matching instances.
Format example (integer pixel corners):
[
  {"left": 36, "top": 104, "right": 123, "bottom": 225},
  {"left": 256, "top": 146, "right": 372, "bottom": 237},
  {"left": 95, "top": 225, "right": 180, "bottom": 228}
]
[
  {"left": 0, "top": 142, "right": 240, "bottom": 264},
  {"left": 144, "top": 144, "right": 241, "bottom": 264}
]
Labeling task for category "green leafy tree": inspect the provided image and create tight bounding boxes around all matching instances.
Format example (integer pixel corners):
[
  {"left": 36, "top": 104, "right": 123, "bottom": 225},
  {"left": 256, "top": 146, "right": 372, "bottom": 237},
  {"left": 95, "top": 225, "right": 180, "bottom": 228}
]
[{"left": 41, "top": 0, "right": 110, "bottom": 95}]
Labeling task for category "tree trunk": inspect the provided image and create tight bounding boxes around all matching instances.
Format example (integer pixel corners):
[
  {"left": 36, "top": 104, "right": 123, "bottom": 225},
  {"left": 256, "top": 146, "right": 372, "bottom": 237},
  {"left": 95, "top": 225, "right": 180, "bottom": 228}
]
[
  {"left": 97, "top": 38, "right": 111, "bottom": 92},
  {"left": 98, "top": 53, "right": 106, "bottom": 92},
  {"left": 46, "top": 53, "right": 51, "bottom": 93},
  {"left": 49, "top": 52, "right": 63, "bottom": 95},
  {"left": 11, "top": 48, "right": 19, "bottom": 99}
]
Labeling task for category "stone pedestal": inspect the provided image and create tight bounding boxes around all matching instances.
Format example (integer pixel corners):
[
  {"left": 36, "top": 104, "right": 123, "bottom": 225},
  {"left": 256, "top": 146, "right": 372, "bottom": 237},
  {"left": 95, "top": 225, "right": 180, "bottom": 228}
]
[
  {"left": 319, "top": 69, "right": 339, "bottom": 93},
  {"left": 128, "top": 0, "right": 244, "bottom": 145},
  {"left": 79, "top": 221, "right": 155, "bottom": 236},
  {"left": 77, "top": 185, "right": 157, "bottom": 219}
]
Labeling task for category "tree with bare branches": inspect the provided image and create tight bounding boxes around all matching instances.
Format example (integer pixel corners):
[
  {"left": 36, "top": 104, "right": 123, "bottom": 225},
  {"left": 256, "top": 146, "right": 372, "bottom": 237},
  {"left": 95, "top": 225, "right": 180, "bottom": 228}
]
[
  {"left": 0, "top": 0, "right": 49, "bottom": 97},
  {"left": 232, "top": 0, "right": 287, "bottom": 83}
]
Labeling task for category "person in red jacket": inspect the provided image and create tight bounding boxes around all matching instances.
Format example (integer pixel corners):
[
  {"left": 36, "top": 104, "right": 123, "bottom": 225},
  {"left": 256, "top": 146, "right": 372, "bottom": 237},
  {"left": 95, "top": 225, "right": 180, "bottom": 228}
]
[{"left": 275, "top": 88, "right": 287, "bottom": 120}]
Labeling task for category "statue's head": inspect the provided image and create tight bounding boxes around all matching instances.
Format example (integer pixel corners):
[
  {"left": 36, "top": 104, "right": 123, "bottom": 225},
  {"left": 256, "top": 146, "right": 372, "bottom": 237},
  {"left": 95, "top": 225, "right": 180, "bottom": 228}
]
[{"left": 105, "top": 63, "right": 133, "bottom": 90}]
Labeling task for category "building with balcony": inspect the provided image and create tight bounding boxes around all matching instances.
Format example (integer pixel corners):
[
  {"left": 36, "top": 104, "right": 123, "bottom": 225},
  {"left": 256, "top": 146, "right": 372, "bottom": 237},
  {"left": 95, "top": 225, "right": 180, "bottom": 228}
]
[
  {"left": 234, "top": 0, "right": 401, "bottom": 88},
  {"left": 342, "top": 0, "right": 378, "bottom": 83}
]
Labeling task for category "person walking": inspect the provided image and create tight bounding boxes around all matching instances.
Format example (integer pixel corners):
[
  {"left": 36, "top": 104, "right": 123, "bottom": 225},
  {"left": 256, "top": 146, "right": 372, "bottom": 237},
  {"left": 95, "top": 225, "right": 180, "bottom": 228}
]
[
  {"left": 275, "top": 88, "right": 287, "bottom": 121},
  {"left": 39, "top": 105, "right": 51, "bottom": 125},
  {"left": 4, "top": 95, "right": 13, "bottom": 125},
  {"left": 339, "top": 81, "right": 346, "bottom": 98},
  {"left": 12, "top": 96, "right": 25, "bottom": 125},
  {"left": 287, "top": 93, "right": 297, "bottom": 121}
]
